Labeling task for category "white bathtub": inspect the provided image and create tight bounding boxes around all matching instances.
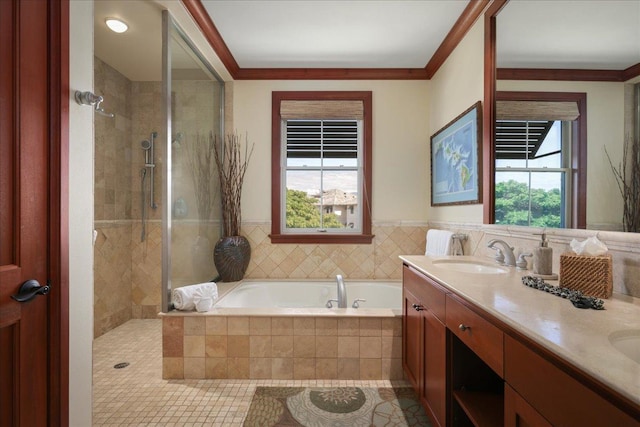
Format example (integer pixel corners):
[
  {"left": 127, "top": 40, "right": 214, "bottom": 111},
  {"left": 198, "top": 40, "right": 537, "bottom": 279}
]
[{"left": 214, "top": 280, "right": 402, "bottom": 311}]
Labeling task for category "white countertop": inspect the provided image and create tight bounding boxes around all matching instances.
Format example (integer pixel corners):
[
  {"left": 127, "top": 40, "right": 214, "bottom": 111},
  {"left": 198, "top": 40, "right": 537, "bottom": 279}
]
[{"left": 399, "top": 255, "right": 640, "bottom": 408}]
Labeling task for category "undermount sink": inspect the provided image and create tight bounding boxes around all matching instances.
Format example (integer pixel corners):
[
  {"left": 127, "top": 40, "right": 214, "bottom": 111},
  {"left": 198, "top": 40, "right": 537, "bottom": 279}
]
[
  {"left": 431, "top": 259, "right": 508, "bottom": 274},
  {"left": 608, "top": 330, "right": 640, "bottom": 364}
]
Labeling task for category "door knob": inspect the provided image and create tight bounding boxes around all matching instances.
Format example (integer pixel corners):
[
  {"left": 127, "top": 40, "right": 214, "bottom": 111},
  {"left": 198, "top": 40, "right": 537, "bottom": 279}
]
[{"left": 11, "top": 279, "right": 50, "bottom": 303}]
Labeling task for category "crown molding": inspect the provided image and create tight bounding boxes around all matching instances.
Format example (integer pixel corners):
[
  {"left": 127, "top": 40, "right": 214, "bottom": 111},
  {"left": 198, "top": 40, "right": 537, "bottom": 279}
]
[
  {"left": 181, "top": 0, "right": 240, "bottom": 78},
  {"left": 497, "top": 65, "right": 640, "bottom": 82},
  {"left": 182, "top": 0, "right": 486, "bottom": 80},
  {"left": 425, "top": 0, "right": 491, "bottom": 78}
]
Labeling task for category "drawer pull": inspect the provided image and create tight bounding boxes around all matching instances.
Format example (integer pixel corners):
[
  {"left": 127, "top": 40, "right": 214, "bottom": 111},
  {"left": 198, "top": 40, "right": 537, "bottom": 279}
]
[
  {"left": 459, "top": 324, "right": 470, "bottom": 332},
  {"left": 412, "top": 303, "right": 424, "bottom": 311}
]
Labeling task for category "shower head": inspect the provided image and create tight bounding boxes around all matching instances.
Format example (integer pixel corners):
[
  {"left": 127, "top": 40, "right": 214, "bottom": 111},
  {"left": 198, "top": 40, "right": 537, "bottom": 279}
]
[{"left": 141, "top": 139, "right": 152, "bottom": 150}]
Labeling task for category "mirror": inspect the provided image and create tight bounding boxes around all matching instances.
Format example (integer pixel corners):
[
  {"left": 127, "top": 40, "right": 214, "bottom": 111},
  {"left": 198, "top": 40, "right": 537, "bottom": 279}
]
[{"left": 490, "top": 0, "right": 640, "bottom": 231}]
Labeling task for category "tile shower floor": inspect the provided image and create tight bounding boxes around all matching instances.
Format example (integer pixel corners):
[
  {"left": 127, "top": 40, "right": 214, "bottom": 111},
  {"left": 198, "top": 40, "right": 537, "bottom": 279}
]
[{"left": 93, "top": 319, "right": 411, "bottom": 426}]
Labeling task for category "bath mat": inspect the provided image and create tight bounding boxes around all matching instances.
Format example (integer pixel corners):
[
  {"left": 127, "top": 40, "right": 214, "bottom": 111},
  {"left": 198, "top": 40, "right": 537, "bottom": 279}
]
[{"left": 242, "top": 386, "right": 431, "bottom": 427}]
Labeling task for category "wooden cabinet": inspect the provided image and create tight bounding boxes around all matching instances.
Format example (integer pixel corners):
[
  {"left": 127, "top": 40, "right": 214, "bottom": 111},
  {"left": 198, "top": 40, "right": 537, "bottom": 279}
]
[
  {"left": 403, "top": 265, "right": 447, "bottom": 427},
  {"left": 401, "top": 261, "right": 640, "bottom": 427},
  {"left": 448, "top": 294, "right": 504, "bottom": 426},
  {"left": 504, "top": 335, "right": 638, "bottom": 426},
  {"left": 504, "top": 384, "right": 552, "bottom": 427},
  {"left": 446, "top": 294, "right": 504, "bottom": 377}
]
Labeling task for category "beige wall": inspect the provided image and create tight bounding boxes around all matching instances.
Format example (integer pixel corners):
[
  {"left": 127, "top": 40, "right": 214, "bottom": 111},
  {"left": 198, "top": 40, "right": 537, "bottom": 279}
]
[
  {"left": 233, "top": 80, "right": 431, "bottom": 222},
  {"left": 69, "top": 1, "right": 94, "bottom": 425},
  {"left": 427, "top": 18, "right": 485, "bottom": 224},
  {"left": 497, "top": 79, "right": 626, "bottom": 229}
]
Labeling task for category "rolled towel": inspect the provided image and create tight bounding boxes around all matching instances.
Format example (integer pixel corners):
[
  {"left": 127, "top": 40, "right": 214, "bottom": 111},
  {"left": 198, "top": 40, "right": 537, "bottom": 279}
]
[
  {"left": 172, "top": 282, "right": 218, "bottom": 311},
  {"left": 425, "top": 229, "right": 454, "bottom": 256}
]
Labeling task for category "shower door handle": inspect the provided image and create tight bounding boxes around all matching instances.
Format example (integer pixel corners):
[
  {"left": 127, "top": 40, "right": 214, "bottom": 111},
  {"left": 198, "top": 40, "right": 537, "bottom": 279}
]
[{"left": 12, "top": 279, "right": 50, "bottom": 303}]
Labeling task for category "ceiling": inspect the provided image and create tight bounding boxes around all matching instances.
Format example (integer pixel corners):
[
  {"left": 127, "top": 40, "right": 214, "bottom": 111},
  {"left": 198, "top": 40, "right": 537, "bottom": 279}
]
[
  {"left": 94, "top": 0, "right": 640, "bottom": 82},
  {"left": 496, "top": 0, "right": 640, "bottom": 70},
  {"left": 199, "top": 0, "right": 468, "bottom": 69}
]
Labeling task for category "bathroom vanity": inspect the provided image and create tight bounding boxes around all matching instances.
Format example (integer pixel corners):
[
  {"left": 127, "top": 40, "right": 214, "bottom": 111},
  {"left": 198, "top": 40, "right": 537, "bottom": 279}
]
[{"left": 400, "top": 255, "right": 640, "bottom": 427}]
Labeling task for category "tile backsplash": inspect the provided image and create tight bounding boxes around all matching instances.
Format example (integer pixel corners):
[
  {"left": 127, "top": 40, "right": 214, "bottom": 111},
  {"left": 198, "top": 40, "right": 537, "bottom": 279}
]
[{"left": 430, "top": 221, "right": 640, "bottom": 298}]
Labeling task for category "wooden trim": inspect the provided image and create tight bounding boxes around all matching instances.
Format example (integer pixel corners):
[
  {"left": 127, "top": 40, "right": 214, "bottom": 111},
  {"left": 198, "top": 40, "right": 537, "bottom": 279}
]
[
  {"left": 622, "top": 62, "right": 640, "bottom": 81},
  {"left": 425, "top": 0, "right": 491, "bottom": 78},
  {"left": 483, "top": 0, "right": 508, "bottom": 224},
  {"left": 497, "top": 68, "right": 625, "bottom": 82},
  {"left": 236, "top": 68, "right": 429, "bottom": 80},
  {"left": 48, "top": 0, "right": 70, "bottom": 425},
  {"left": 494, "top": 91, "right": 587, "bottom": 229},
  {"left": 271, "top": 91, "right": 373, "bottom": 244},
  {"left": 180, "top": 0, "right": 240, "bottom": 78}
]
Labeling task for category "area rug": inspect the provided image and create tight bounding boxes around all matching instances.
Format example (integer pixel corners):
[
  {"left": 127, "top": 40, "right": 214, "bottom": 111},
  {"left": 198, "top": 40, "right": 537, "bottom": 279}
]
[{"left": 243, "top": 386, "right": 431, "bottom": 427}]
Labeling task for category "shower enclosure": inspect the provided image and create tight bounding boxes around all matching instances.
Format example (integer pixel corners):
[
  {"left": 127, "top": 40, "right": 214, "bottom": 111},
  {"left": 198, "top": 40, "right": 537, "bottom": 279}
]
[
  {"left": 162, "top": 11, "right": 225, "bottom": 311},
  {"left": 93, "top": 5, "right": 224, "bottom": 336}
]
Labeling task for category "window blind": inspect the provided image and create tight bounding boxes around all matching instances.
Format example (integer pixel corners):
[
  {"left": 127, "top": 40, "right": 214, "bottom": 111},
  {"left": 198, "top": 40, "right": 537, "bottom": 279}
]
[
  {"left": 496, "top": 100, "right": 579, "bottom": 121},
  {"left": 286, "top": 120, "right": 358, "bottom": 159},
  {"left": 280, "top": 100, "right": 364, "bottom": 119}
]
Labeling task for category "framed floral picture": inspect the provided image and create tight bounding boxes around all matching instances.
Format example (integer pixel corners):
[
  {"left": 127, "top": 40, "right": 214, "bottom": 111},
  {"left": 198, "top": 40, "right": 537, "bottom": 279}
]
[{"left": 430, "top": 101, "right": 482, "bottom": 206}]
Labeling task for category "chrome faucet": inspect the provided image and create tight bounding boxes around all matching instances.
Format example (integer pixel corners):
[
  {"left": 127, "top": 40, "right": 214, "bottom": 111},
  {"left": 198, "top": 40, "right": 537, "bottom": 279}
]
[
  {"left": 487, "top": 239, "right": 516, "bottom": 266},
  {"left": 336, "top": 274, "right": 347, "bottom": 308}
]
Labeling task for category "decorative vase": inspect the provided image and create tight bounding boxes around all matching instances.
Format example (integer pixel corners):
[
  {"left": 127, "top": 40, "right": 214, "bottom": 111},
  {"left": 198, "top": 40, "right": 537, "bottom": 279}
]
[{"left": 213, "top": 235, "right": 251, "bottom": 282}]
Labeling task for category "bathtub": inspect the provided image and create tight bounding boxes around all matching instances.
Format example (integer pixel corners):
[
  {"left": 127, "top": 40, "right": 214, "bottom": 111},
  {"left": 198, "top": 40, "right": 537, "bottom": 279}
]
[
  {"left": 214, "top": 280, "right": 402, "bottom": 311},
  {"left": 161, "top": 279, "right": 405, "bottom": 380}
]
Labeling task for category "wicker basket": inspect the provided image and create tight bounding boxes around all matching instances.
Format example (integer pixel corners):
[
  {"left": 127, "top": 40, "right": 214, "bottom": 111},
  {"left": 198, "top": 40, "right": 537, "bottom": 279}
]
[{"left": 559, "top": 252, "right": 613, "bottom": 299}]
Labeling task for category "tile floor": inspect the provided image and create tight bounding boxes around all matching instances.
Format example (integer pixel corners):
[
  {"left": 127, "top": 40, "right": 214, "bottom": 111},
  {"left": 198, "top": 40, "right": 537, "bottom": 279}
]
[{"left": 93, "top": 319, "right": 412, "bottom": 426}]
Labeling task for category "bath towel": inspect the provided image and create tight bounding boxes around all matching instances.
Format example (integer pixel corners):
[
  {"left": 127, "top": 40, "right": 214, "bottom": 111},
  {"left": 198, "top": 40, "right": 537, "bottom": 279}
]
[
  {"left": 172, "top": 282, "right": 218, "bottom": 312},
  {"left": 425, "top": 229, "right": 454, "bottom": 256}
]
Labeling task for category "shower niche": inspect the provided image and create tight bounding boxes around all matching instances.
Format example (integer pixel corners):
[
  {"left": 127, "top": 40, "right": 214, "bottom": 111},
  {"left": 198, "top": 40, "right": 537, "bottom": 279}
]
[{"left": 93, "top": 3, "right": 224, "bottom": 337}]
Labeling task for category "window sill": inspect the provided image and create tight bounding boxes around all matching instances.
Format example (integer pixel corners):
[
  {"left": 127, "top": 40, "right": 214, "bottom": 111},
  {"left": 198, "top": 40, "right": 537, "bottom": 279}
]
[{"left": 269, "top": 234, "right": 374, "bottom": 244}]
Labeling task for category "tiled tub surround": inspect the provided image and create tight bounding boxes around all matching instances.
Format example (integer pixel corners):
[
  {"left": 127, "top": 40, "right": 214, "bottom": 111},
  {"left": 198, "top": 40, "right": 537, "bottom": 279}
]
[
  {"left": 161, "top": 313, "right": 403, "bottom": 381},
  {"left": 96, "top": 218, "right": 640, "bottom": 337}
]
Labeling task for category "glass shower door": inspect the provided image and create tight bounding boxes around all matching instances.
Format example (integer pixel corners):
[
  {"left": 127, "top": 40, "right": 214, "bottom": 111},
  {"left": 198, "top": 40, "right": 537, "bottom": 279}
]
[{"left": 162, "top": 12, "right": 224, "bottom": 311}]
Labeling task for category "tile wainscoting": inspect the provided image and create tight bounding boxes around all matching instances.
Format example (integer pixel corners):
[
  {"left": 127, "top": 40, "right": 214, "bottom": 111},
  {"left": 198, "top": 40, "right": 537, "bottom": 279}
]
[{"left": 431, "top": 221, "right": 640, "bottom": 298}]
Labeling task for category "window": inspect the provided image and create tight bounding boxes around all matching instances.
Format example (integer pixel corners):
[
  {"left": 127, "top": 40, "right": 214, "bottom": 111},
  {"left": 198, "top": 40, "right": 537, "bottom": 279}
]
[
  {"left": 495, "top": 120, "right": 571, "bottom": 227},
  {"left": 493, "top": 92, "right": 586, "bottom": 229},
  {"left": 271, "top": 91, "right": 373, "bottom": 244}
]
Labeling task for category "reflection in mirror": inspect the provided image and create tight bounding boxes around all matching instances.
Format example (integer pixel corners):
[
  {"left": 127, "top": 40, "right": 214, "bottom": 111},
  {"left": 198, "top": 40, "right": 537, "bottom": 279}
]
[
  {"left": 495, "top": 109, "right": 571, "bottom": 228},
  {"left": 491, "top": 0, "right": 640, "bottom": 231},
  {"left": 494, "top": 92, "right": 587, "bottom": 229}
]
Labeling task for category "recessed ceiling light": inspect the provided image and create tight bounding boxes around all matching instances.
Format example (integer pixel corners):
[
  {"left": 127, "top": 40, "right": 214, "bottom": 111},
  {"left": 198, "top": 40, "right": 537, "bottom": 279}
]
[{"left": 105, "top": 18, "right": 128, "bottom": 34}]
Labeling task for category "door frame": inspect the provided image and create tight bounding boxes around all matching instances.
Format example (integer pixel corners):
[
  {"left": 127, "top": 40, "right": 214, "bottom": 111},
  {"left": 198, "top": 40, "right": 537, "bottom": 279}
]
[{"left": 47, "top": 0, "right": 70, "bottom": 424}]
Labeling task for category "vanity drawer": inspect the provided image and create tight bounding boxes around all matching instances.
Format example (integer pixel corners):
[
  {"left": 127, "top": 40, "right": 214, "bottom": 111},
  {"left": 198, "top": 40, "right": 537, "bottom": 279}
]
[
  {"left": 403, "top": 265, "right": 447, "bottom": 321},
  {"left": 446, "top": 294, "right": 504, "bottom": 377}
]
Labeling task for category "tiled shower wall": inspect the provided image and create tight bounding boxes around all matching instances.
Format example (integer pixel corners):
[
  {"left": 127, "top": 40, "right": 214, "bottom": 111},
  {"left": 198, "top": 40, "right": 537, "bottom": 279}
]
[
  {"left": 93, "top": 57, "right": 165, "bottom": 337},
  {"left": 94, "top": 57, "right": 134, "bottom": 337},
  {"left": 93, "top": 58, "right": 224, "bottom": 337}
]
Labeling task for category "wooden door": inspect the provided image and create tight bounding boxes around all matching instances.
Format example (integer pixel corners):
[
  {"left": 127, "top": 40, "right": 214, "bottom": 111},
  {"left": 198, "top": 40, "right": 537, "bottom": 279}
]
[{"left": 0, "top": 0, "right": 68, "bottom": 425}]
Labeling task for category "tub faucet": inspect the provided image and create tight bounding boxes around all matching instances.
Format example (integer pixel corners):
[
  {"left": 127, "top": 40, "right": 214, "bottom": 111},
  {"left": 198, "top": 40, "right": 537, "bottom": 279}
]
[
  {"left": 336, "top": 275, "right": 347, "bottom": 308},
  {"left": 487, "top": 239, "right": 516, "bottom": 266}
]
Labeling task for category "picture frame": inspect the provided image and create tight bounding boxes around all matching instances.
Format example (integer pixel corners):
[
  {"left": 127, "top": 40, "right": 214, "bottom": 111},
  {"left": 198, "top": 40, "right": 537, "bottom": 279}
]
[{"left": 430, "top": 101, "right": 482, "bottom": 206}]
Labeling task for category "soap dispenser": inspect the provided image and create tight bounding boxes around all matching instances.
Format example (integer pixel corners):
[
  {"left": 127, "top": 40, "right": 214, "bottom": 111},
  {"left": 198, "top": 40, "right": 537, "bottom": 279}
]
[{"left": 533, "top": 233, "right": 553, "bottom": 276}]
